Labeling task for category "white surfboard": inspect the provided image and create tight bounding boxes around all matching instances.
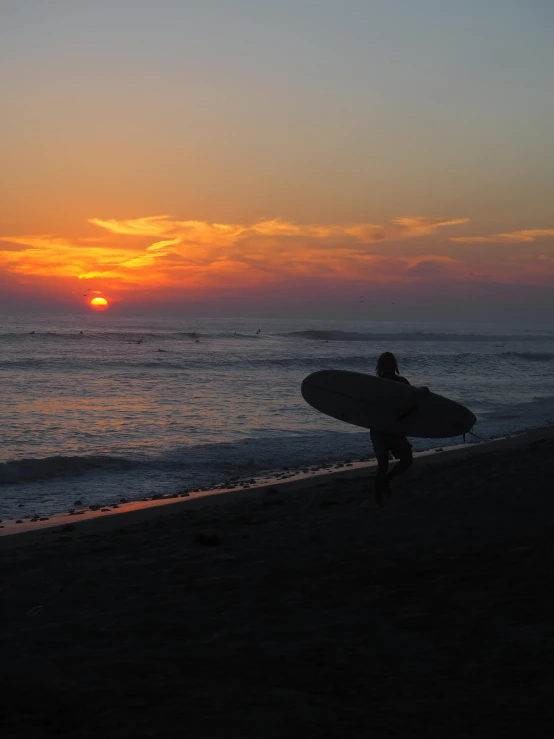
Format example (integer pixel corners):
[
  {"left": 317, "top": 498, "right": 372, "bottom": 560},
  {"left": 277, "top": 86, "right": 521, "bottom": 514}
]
[{"left": 301, "top": 370, "right": 476, "bottom": 438}]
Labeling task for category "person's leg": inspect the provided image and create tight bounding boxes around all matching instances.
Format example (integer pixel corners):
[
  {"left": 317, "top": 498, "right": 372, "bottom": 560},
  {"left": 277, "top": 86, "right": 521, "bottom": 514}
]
[
  {"left": 385, "top": 452, "right": 413, "bottom": 485},
  {"left": 374, "top": 454, "right": 389, "bottom": 506}
]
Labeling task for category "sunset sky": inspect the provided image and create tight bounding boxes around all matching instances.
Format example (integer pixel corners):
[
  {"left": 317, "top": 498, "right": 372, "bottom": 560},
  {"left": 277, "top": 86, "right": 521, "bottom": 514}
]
[{"left": 1, "top": 0, "right": 553, "bottom": 321}]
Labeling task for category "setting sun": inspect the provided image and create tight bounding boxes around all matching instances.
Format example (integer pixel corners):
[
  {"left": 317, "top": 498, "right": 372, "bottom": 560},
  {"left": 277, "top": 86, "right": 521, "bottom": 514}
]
[{"left": 90, "top": 297, "right": 108, "bottom": 310}]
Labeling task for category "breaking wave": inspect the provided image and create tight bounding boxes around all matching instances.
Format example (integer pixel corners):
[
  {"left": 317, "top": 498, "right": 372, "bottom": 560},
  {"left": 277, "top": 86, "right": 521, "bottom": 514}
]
[
  {"left": 500, "top": 352, "right": 554, "bottom": 361},
  {"left": 0, "top": 431, "right": 372, "bottom": 486},
  {"left": 0, "top": 455, "right": 140, "bottom": 484},
  {"left": 283, "top": 330, "right": 554, "bottom": 342}
]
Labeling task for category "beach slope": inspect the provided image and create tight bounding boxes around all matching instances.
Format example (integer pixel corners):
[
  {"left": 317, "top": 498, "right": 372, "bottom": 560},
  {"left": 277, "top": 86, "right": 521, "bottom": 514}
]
[{"left": 2, "top": 430, "right": 554, "bottom": 737}]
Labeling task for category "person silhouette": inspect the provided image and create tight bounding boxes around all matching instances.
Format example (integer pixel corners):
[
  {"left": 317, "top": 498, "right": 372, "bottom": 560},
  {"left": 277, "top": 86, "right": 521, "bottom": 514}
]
[{"left": 371, "top": 352, "right": 424, "bottom": 506}]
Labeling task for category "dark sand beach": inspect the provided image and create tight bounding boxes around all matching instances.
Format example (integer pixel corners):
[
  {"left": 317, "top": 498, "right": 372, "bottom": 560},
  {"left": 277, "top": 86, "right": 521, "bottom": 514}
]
[{"left": 2, "top": 429, "right": 554, "bottom": 738}]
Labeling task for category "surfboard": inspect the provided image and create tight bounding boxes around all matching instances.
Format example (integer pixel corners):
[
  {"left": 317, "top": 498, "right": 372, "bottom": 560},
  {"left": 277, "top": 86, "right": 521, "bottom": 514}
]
[{"left": 301, "top": 370, "right": 476, "bottom": 438}]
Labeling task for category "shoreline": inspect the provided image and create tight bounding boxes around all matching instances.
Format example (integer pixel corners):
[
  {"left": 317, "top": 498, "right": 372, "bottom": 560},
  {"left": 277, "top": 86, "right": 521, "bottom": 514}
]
[
  {"left": 1, "top": 426, "right": 552, "bottom": 549},
  {"left": 1, "top": 406, "right": 552, "bottom": 523}
]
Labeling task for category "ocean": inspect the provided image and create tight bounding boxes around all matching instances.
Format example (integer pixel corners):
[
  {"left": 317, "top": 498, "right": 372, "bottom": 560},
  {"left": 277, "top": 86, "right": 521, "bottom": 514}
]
[{"left": 2, "top": 313, "right": 554, "bottom": 520}]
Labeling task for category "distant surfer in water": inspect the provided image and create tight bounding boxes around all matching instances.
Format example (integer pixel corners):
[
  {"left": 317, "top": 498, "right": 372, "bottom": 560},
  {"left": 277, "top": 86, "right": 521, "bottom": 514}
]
[{"left": 371, "top": 352, "right": 415, "bottom": 506}]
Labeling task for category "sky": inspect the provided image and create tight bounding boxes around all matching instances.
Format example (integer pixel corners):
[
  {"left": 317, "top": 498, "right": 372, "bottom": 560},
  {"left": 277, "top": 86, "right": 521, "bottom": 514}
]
[{"left": 1, "top": 0, "right": 553, "bottom": 321}]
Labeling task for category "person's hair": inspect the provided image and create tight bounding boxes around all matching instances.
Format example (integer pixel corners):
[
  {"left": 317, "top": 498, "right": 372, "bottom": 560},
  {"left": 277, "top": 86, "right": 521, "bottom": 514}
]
[{"left": 376, "top": 351, "right": 399, "bottom": 377}]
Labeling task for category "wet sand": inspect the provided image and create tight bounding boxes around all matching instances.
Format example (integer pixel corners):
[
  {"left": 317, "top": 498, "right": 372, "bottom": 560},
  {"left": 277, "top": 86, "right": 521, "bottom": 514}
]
[{"left": 2, "top": 429, "right": 554, "bottom": 738}]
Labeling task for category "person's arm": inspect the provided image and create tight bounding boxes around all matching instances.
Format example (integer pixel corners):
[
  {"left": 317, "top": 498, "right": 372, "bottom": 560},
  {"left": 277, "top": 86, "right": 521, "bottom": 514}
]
[
  {"left": 395, "top": 380, "right": 430, "bottom": 422},
  {"left": 401, "top": 376, "right": 429, "bottom": 394}
]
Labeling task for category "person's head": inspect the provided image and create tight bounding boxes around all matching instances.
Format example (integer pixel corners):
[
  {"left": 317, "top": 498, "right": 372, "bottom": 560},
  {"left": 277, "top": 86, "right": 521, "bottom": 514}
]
[{"left": 376, "top": 351, "right": 399, "bottom": 377}]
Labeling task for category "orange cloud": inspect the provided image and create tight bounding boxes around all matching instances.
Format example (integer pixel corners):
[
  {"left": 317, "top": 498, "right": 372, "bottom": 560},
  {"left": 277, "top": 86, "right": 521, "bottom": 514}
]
[
  {"left": 0, "top": 214, "right": 468, "bottom": 292},
  {"left": 88, "top": 214, "right": 469, "bottom": 246},
  {"left": 451, "top": 228, "right": 554, "bottom": 244},
  {"left": 346, "top": 216, "right": 469, "bottom": 243},
  {"left": 13, "top": 216, "right": 553, "bottom": 298},
  {"left": 4, "top": 211, "right": 554, "bottom": 304}
]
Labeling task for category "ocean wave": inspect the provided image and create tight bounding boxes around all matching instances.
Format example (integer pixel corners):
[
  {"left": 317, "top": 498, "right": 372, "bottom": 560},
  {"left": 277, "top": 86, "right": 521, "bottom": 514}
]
[
  {"left": 4, "top": 328, "right": 554, "bottom": 344},
  {"left": 0, "top": 330, "right": 264, "bottom": 342},
  {"left": 0, "top": 455, "right": 139, "bottom": 484},
  {"left": 499, "top": 352, "right": 554, "bottom": 361},
  {"left": 261, "top": 352, "right": 554, "bottom": 370},
  {"left": 156, "top": 431, "right": 374, "bottom": 474},
  {"left": 0, "top": 431, "right": 372, "bottom": 486},
  {"left": 283, "top": 330, "right": 554, "bottom": 342},
  {"left": 0, "top": 358, "right": 190, "bottom": 371},
  {"left": 0, "top": 331, "right": 199, "bottom": 342},
  {"left": 4, "top": 349, "right": 554, "bottom": 373},
  {"left": 264, "top": 356, "right": 372, "bottom": 369},
  {"left": 483, "top": 393, "right": 554, "bottom": 420}
]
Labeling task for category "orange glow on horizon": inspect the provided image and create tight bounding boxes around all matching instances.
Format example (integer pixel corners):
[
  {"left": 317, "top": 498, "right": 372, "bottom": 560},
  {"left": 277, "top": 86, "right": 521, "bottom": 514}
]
[{"left": 1, "top": 214, "right": 554, "bottom": 308}]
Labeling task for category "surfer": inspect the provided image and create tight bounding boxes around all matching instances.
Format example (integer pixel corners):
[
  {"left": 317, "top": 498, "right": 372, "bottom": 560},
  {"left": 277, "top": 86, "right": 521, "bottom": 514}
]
[{"left": 371, "top": 352, "right": 416, "bottom": 505}]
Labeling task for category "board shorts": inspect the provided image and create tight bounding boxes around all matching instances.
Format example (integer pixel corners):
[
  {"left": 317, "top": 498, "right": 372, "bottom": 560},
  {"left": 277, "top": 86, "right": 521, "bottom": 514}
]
[{"left": 370, "top": 430, "right": 412, "bottom": 460}]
